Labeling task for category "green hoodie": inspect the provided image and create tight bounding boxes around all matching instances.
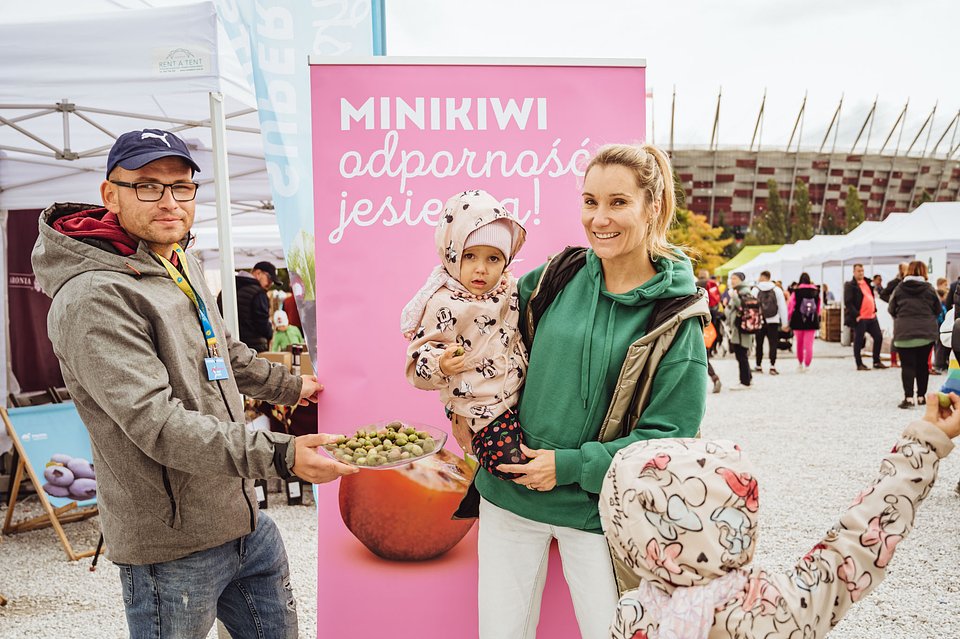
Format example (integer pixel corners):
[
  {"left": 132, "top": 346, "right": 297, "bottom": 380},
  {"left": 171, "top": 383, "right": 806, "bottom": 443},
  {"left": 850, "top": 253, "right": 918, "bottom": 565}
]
[{"left": 475, "top": 249, "right": 707, "bottom": 533}]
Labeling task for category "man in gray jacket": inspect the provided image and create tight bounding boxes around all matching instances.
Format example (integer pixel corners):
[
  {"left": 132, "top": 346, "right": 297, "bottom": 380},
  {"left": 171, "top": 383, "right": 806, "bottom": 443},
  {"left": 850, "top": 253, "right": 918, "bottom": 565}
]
[{"left": 31, "top": 129, "right": 356, "bottom": 639}]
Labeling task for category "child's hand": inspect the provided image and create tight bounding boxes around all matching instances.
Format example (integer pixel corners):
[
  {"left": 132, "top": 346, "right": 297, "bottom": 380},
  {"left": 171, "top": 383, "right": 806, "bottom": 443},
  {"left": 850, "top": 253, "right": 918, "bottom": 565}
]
[
  {"left": 439, "top": 345, "right": 468, "bottom": 377},
  {"left": 922, "top": 392, "right": 960, "bottom": 439}
]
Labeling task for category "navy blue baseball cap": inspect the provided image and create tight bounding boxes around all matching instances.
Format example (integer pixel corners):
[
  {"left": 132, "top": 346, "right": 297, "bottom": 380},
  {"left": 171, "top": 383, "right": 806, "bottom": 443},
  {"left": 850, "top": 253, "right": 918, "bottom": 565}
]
[{"left": 106, "top": 129, "right": 201, "bottom": 178}]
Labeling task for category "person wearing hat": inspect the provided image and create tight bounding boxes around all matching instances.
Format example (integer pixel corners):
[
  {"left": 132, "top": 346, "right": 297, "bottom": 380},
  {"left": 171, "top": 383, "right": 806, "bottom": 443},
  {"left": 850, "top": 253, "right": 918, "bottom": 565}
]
[
  {"left": 270, "top": 309, "right": 305, "bottom": 352},
  {"left": 403, "top": 189, "right": 529, "bottom": 478},
  {"left": 221, "top": 259, "right": 279, "bottom": 352},
  {"left": 31, "top": 128, "right": 355, "bottom": 638}
]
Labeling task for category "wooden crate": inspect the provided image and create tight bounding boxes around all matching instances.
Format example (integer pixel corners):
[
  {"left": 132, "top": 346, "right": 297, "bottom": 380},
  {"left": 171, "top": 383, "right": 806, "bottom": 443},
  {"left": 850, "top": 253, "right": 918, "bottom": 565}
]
[{"left": 820, "top": 306, "right": 842, "bottom": 342}]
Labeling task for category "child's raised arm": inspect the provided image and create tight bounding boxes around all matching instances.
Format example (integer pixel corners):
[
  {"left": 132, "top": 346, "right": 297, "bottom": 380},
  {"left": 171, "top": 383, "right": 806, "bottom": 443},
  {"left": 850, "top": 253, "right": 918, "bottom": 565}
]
[{"left": 763, "top": 393, "right": 958, "bottom": 636}]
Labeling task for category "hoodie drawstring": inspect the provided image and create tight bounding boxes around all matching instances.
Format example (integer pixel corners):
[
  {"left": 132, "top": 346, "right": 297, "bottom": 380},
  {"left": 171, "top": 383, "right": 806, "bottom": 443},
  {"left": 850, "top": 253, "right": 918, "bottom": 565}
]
[{"left": 580, "top": 275, "right": 602, "bottom": 408}]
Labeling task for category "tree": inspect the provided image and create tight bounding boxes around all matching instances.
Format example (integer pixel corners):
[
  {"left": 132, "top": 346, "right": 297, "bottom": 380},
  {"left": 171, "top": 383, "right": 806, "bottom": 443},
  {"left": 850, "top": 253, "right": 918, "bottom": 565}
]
[
  {"left": 844, "top": 185, "right": 865, "bottom": 232},
  {"left": 791, "top": 178, "right": 813, "bottom": 241},
  {"left": 912, "top": 189, "right": 934, "bottom": 209},
  {"left": 669, "top": 207, "right": 733, "bottom": 273},
  {"left": 747, "top": 179, "right": 790, "bottom": 244},
  {"left": 821, "top": 209, "right": 843, "bottom": 235},
  {"left": 715, "top": 212, "right": 739, "bottom": 259}
]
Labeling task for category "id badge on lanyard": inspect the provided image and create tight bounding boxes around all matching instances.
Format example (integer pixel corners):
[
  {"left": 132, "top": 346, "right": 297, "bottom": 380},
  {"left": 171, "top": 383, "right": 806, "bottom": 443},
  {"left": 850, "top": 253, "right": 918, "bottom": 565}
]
[{"left": 157, "top": 245, "right": 230, "bottom": 382}]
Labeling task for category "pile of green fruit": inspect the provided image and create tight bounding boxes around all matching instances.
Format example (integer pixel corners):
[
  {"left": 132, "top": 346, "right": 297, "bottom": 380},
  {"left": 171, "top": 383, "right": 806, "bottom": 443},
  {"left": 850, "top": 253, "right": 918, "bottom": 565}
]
[{"left": 326, "top": 421, "right": 439, "bottom": 467}]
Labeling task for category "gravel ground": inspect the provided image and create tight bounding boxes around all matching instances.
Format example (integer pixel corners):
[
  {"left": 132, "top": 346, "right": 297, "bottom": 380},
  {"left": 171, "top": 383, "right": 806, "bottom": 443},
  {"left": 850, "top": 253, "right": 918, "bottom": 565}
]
[{"left": 2, "top": 339, "right": 959, "bottom": 638}]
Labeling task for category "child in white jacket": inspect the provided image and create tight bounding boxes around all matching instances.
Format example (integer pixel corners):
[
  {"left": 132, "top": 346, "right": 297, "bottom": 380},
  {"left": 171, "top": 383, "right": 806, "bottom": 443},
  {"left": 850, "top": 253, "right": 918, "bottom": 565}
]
[
  {"left": 600, "top": 392, "right": 960, "bottom": 639},
  {"left": 402, "top": 190, "right": 529, "bottom": 478}
]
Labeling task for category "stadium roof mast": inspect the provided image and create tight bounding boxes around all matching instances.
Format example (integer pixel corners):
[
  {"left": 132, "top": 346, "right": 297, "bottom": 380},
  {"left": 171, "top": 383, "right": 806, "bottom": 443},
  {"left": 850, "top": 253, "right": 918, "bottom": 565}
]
[
  {"left": 786, "top": 91, "right": 808, "bottom": 217},
  {"left": 669, "top": 86, "right": 676, "bottom": 156},
  {"left": 816, "top": 94, "right": 844, "bottom": 233},
  {"left": 747, "top": 89, "right": 766, "bottom": 228},
  {"left": 709, "top": 86, "right": 721, "bottom": 225},
  {"left": 852, "top": 96, "right": 879, "bottom": 214},
  {"left": 879, "top": 99, "right": 910, "bottom": 217},
  {"left": 932, "top": 109, "right": 960, "bottom": 201},
  {"left": 906, "top": 102, "right": 938, "bottom": 206}
]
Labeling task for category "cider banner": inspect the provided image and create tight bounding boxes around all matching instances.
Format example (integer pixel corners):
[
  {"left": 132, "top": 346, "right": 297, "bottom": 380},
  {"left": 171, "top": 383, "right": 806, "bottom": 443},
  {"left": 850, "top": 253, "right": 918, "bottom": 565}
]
[{"left": 310, "top": 58, "right": 645, "bottom": 638}]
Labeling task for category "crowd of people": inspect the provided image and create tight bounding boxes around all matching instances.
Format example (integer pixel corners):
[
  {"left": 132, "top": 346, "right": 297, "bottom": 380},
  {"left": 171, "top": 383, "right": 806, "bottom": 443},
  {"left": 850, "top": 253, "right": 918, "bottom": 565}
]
[
  {"left": 699, "top": 268, "right": 829, "bottom": 390},
  {"left": 702, "top": 261, "right": 959, "bottom": 409},
  {"left": 32, "top": 127, "right": 960, "bottom": 639}
]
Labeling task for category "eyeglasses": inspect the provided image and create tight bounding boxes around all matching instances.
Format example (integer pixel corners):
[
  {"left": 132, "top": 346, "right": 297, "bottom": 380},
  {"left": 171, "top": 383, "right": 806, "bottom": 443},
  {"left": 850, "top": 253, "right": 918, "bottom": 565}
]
[{"left": 109, "top": 180, "right": 200, "bottom": 202}]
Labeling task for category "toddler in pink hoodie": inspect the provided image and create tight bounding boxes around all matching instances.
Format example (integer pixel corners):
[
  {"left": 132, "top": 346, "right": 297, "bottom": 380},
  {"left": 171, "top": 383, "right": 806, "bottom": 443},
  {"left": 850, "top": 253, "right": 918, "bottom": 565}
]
[{"left": 401, "top": 190, "right": 529, "bottom": 478}]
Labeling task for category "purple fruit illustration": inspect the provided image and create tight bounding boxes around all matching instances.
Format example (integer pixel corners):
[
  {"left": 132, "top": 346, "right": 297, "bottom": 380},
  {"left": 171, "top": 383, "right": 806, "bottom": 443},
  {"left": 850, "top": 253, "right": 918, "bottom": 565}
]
[
  {"left": 68, "top": 478, "right": 97, "bottom": 500},
  {"left": 66, "top": 458, "right": 95, "bottom": 480},
  {"left": 44, "top": 465, "right": 75, "bottom": 487},
  {"left": 43, "top": 483, "right": 71, "bottom": 498}
]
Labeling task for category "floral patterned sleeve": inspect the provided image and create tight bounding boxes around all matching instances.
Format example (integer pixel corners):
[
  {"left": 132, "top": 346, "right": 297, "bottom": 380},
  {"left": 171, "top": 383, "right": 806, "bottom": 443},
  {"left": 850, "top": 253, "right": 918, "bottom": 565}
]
[{"left": 757, "top": 420, "right": 954, "bottom": 637}]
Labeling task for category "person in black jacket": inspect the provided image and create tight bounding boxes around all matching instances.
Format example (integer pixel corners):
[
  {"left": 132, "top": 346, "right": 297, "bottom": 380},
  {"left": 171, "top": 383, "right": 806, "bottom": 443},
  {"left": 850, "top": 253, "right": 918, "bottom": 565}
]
[
  {"left": 844, "top": 263, "right": 888, "bottom": 371},
  {"left": 880, "top": 262, "right": 908, "bottom": 303},
  {"left": 888, "top": 260, "right": 942, "bottom": 409},
  {"left": 219, "top": 261, "right": 277, "bottom": 352}
]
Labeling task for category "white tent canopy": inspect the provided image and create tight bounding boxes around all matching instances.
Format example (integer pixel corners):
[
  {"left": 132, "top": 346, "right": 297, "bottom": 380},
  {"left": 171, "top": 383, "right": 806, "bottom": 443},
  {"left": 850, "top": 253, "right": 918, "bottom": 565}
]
[
  {"left": 735, "top": 204, "right": 960, "bottom": 298},
  {"left": 0, "top": 1, "right": 282, "bottom": 264}
]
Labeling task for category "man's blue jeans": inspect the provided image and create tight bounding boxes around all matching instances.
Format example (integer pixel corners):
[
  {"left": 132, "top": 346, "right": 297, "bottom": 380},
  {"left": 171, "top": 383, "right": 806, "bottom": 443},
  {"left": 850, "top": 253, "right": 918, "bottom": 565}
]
[{"left": 116, "top": 513, "right": 298, "bottom": 639}]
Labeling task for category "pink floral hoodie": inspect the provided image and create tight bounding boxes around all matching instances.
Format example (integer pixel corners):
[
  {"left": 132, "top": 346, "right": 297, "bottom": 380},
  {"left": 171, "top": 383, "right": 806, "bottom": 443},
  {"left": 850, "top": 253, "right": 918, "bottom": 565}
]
[
  {"left": 403, "top": 190, "right": 527, "bottom": 427},
  {"left": 600, "top": 421, "right": 954, "bottom": 639}
]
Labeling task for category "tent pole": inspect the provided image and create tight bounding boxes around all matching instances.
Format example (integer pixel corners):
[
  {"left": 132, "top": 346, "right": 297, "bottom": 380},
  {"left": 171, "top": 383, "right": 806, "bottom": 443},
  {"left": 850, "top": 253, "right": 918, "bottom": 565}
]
[{"left": 209, "top": 92, "right": 239, "bottom": 338}]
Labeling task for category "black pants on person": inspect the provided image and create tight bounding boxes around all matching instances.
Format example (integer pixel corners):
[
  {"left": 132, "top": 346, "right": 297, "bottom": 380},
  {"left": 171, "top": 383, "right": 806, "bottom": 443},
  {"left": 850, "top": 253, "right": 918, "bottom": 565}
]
[
  {"left": 731, "top": 344, "right": 752, "bottom": 385},
  {"left": 853, "top": 318, "right": 883, "bottom": 367},
  {"left": 755, "top": 322, "right": 780, "bottom": 367},
  {"left": 898, "top": 343, "right": 934, "bottom": 399}
]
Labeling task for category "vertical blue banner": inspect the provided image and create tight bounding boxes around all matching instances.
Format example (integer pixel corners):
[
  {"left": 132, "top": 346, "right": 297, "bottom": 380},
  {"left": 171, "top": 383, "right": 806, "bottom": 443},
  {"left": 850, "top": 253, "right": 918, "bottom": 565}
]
[{"left": 215, "top": 0, "right": 376, "bottom": 349}]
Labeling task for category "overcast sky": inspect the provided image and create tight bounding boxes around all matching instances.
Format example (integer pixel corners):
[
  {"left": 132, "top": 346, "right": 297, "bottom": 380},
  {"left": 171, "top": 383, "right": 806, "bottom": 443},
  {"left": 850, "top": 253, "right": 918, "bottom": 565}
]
[
  {"left": 3, "top": 0, "right": 957, "bottom": 155},
  {"left": 387, "top": 0, "right": 960, "bottom": 154}
]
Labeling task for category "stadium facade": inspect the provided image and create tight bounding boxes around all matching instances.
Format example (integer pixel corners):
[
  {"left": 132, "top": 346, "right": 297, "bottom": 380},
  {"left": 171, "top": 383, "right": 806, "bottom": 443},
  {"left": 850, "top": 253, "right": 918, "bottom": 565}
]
[{"left": 665, "top": 95, "right": 960, "bottom": 231}]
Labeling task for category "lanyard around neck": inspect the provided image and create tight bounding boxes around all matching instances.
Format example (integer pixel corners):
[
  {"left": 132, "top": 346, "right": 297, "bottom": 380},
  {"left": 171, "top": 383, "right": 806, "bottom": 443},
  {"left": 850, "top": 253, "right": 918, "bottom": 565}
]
[{"left": 155, "top": 245, "right": 219, "bottom": 356}]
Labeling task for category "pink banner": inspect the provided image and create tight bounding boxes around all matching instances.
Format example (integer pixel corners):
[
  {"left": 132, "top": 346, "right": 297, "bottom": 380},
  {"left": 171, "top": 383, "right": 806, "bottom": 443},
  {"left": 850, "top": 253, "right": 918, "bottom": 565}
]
[{"left": 311, "top": 59, "right": 645, "bottom": 638}]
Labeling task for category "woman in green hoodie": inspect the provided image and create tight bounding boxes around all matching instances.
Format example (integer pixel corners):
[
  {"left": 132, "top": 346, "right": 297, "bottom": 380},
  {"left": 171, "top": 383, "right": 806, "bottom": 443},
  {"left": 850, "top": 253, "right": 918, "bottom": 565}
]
[{"left": 469, "top": 144, "right": 707, "bottom": 639}]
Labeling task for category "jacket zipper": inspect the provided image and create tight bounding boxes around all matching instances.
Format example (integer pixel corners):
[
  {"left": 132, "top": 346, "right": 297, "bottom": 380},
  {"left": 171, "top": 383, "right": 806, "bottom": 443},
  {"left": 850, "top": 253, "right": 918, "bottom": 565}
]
[{"left": 161, "top": 467, "right": 177, "bottom": 525}]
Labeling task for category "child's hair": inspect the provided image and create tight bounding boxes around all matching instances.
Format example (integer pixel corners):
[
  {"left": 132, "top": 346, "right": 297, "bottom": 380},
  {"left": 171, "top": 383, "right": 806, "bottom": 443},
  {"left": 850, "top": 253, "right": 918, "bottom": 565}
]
[{"left": 584, "top": 143, "right": 681, "bottom": 262}]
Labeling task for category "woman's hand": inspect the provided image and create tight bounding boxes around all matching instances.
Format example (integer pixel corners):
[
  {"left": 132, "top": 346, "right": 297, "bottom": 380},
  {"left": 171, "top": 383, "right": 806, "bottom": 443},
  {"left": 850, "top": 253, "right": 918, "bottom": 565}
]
[
  {"left": 499, "top": 444, "right": 557, "bottom": 491},
  {"left": 439, "top": 345, "right": 468, "bottom": 377},
  {"left": 923, "top": 392, "right": 960, "bottom": 439},
  {"left": 451, "top": 414, "right": 474, "bottom": 454}
]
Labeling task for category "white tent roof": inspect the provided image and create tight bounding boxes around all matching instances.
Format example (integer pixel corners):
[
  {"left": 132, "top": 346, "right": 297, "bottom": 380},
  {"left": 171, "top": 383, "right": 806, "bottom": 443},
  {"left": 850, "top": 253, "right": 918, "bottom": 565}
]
[
  {"left": 817, "top": 212, "right": 911, "bottom": 265},
  {"left": 0, "top": 1, "right": 276, "bottom": 240},
  {"left": 841, "top": 202, "right": 960, "bottom": 259}
]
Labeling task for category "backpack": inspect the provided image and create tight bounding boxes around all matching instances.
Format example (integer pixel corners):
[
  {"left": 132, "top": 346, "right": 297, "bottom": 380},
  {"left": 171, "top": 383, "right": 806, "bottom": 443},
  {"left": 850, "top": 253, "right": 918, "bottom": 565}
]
[
  {"left": 757, "top": 287, "right": 779, "bottom": 318},
  {"left": 798, "top": 296, "right": 818, "bottom": 324},
  {"left": 737, "top": 292, "right": 764, "bottom": 334}
]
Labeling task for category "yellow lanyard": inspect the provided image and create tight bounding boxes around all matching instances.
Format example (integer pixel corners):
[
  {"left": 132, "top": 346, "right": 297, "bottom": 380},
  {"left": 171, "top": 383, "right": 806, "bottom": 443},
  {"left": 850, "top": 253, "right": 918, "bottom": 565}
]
[{"left": 155, "top": 245, "right": 219, "bottom": 356}]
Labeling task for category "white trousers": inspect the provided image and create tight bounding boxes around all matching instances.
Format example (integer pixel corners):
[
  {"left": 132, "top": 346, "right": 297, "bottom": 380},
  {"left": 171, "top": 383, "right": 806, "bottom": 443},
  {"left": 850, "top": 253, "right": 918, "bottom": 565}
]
[{"left": 478, "top": 498, "right": 619, "bottom": 639}]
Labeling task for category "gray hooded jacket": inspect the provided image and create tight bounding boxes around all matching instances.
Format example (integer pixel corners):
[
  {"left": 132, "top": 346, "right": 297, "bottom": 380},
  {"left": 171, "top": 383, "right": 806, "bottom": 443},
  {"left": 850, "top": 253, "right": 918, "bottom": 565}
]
[{"left": 32, "top": 203, "right": 302, "bottom": 565}]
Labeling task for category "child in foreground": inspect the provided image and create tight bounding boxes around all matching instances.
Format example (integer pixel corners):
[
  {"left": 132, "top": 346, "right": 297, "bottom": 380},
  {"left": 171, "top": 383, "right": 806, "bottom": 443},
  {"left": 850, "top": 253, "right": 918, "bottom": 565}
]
[
  {"left": 401, "top": 190, "right": 529, "bottom": 478},
  {"left": 600, "top": 392, "right": 960, "bottom": 639}
]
